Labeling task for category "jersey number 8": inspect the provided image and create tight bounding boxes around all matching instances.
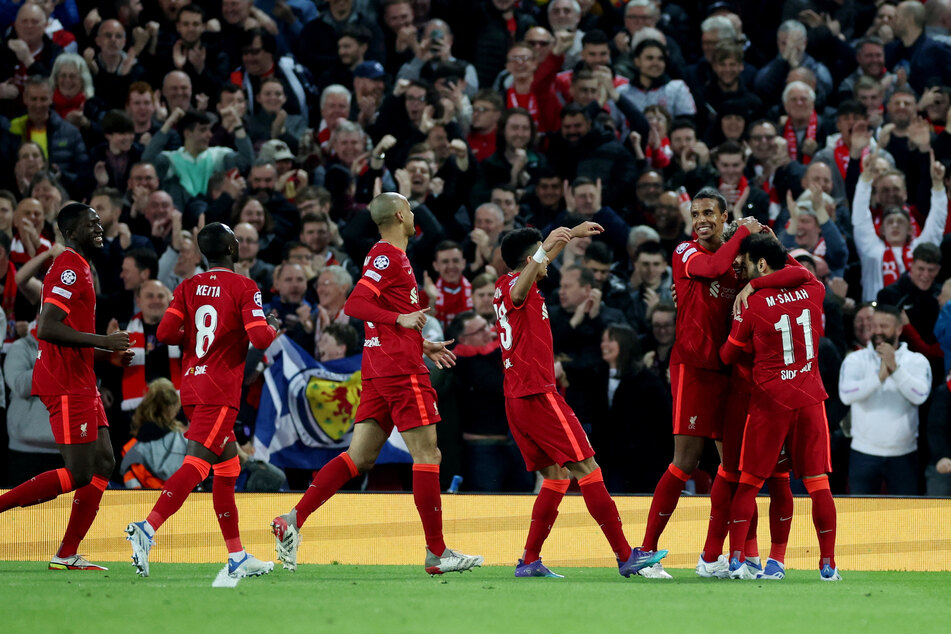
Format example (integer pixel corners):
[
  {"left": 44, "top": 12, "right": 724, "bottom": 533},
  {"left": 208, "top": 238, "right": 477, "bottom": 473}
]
[{"left": 195, "top": 304, "right": 218, "bottom": 358}]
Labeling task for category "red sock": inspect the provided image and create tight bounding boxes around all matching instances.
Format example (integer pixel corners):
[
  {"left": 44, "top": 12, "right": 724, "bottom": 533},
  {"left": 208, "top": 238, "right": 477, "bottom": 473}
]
[
  {"left": 213, "top": 457, "right": 242, "bottom": 553},
  {"left": 146, "top": 456, "right": 210, "bottom": 531},
  {"left": 579, "top": 469, "right": 631, "bottom": 561},
  {"left": 0, "top": 468, "right": 74, "bottom": 512},
  {"left": 767, "top": 474, "right": 793, "bottom": 562},
  {"left": 805, "top": 475, "right": 836, "bottom": 569},
  {"left": 413, "top": 464, "right": 446, "bottom": 555},
  {"left": 701, "top": 467, "right": 736, "bottom": 561},
  {"left": 295, "top": 453, "right": 359, "bottom": 528},
  {"left": 728, "top": 480, "right": 760, "bottom": 561},
  {"left": 745, "top": 505, "right": 759, "bottom": 558},
  {"left": 642, "top": 464, "right": 689, "bottom": 551},
  {"left": 523, "top": 479, "right": 569, "bottom": 564},
  {"left": 57, "top": 475, "right": 107, "bottom": 558}
]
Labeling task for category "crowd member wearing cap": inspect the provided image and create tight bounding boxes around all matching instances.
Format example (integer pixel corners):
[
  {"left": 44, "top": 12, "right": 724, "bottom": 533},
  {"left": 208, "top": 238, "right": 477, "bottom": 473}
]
[
  {"left": 352, "top": 61, "right": 387, "bottom": 128},
  {"left": 259, "top": 139, "right": 309, "bottom": 203},
  {"left": 853, "top": 151, "right": 949, "bottom": 301}
]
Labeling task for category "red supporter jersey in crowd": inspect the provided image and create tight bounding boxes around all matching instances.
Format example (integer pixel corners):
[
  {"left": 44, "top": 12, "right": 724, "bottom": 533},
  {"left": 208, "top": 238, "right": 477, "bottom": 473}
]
[
  {"left": 346, "top": 241, "right": 426, "bottom": 379},
  {"left": 669, "top": 228, "right": 750, "bottom": 371},
  {"left": 32, "top": 248, "right": 97, "bottom": 396},
  {"left": 724, "top": 274, "right": 828, "bottom": 410},
  {"left": 493, "top": 272, "right": 556, "bottom": 398},
  {"left": 164, "top": 268, "right": 272, "bottom": 407}
]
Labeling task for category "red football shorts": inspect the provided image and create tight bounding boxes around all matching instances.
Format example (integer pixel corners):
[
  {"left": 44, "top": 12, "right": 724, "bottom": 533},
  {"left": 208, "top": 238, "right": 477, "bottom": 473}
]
[
  {"left": 42, "top": 393, "right": 108, "bottom": 445},
  {"left": 184, "top": 405, "right": 238, "bottom": 456},
  {"left": 355, "top": 373, "right": 440, "bottom": 435},
  {"left": 739, "top": 399, "right": 832, "bottom": 480},
  {"left": 670, "top": 364, "right": 730, "bottom": 439},
  {"left": 505, "top": 391, "right": 595, "bottom": 472},
  {"left": 721, "top": 378, "right": 751, "bottom": 474}
]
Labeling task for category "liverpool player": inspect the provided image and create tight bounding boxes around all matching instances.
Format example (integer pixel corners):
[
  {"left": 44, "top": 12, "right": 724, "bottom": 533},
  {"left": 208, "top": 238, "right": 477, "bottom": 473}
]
[
  {"left": 495, "top": 224, "right": 668, "bottom": 578},
  {"left": 271, "top": 192, "right": 483, "bottom": 575},
  {"left": 0, "top": 202, "right": 132, "bottom": 570},
  {"left": 636, "top": 188, "right": 763, "bottom": 578},
  {"left": 125, "top": 222, "right": 280, "bottom": 578},
  {"left": 720, "top": 233, "right": 840, "bottom": 581}
]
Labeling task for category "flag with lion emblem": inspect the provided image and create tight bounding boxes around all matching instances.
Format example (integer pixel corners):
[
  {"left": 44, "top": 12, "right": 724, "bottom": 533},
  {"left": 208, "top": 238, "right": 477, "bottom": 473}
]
[{"left": 254, "top": 335, "right": 411, "bottom": 469}]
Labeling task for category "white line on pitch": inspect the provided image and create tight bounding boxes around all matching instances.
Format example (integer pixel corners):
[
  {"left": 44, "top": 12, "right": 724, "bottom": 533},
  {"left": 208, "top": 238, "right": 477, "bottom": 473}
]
[{"left": 212, "top": 565, "right": 240, "bottom": 588}]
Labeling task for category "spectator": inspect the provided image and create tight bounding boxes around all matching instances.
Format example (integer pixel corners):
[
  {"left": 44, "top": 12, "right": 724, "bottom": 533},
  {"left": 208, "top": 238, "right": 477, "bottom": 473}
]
[
  {"left": 10, "top": 197, "right": 50, "bottom": 269},
  {"left": 8, "top": 76, "right": 89, "bottom": 197},
  {"left": 313, "top": 264, "right": 359, "bottom": 339},
  {"left": 424, "top": 240, "right": 473, "bottom": 328},
  {"left": 877, "top": 243, "right": 943, "bottom": 365},
  {"left": 314, "top": 23, "right": 372, "bottom": 92},
  {"left": 89, "top": 186, "right": 151, "bottom": 298},
  {"left": 232, "top": 28, "right": 315, "bottom": 124},
  {"left": 444, "top": 0, "right": 536, "bottom": 90},
  {"left": 778, "top": 184, "right": 848, "bottom": 278},
  {"left": 169, "top": 4, "right": 230, "bottom": 100},
  {"left": 547, "top": 176, "right": 630, "bottom": 259},
  {"left": 317, "top": 322, "right": 360, "bottom": 362},
  {"left": 117, "top": 280, "right": 181, "bottom": 412},
  {"left": 126, "top": 82, "right": 175, "bottom": 148},
  {"left": 929, "top": 279, "right": 951, "bottom": 494},
  {"left": 619, "top": 39, "right": 695, "bottom": 119},
  {"left": 0, "top": 3, "right": 63, "bottom": 117},
  {"left": 90, "top": 110, "right": 142, "bottom": 191},
  {"left": 118, "top": 247, "right": 159, "bottom": 323},
  {"left": 3, "top": 323, "right": 61, "bottom": 486},
  {"left": 160, "top": 69, "right": 194, "bottom": 114},
  {"left": 582, "top": 241, "right": 636, "bottom": 327},
  {"left": 839, "top": 303, "right": 931, "bottom": 495},
  {"left": 755, "top": 20, "right": 833, "bottom": 107},
  {"left": 641, "top": 301, "right": 676, "bottom": 383},
  {"left": 120, "top": 378, "right": 187, "bottom": 489},
  {"left": 143, "top": 108, "right": 253, "bottom": 201},
  {"left": 233, "top": 221, "right": 274, "bottom": 299},
  {"left": 157, "top": 223, "right": 204, "bottom": 291},
  {"left": 887, "top": 1, "right": 951, "bottom": 95},
  {"left": 628, "top": 240, "right": 673, "bottom": 334},
  {"left": 299, "top": 212, "right": 350, "bottom": 275},
  {"left": 5, "top": 141, "right": 47, "bottom": 200},
  {"left": 688, "top": 141, "right": 772, "bottom": 225},
  {"left": 853, "top": 154, "right": 947, "bottom": 300},
  {"left": 446, "top": 310, "right": 532, "bottom": 493},
  {"left": 245, "top": 77, "right": 308, "bottom": 150},
  {"left": 295, "top": 0, "right": 385, "bottom": 78},
  {"left": 0, "top": 191, "right": 14, "bottom": 239},
  {"left": 470, "top": 271, "right": 497, "bottom": 325},
  {"left": 48, "top": 52, "right": 95, "bottom": 131},
  {"left": 652, "top": 190, "right": 690, "bottom": 260},
  {"left": 85, "top": 19, "right": 148, "bottom": 111},
  {"left": 595, "top": 323, "right": 672, "bottom": 493},
  {"left": 839, "top": 37, "right": 894, "bottom": 102},
  {"left": 550, "top": 264, "right": 626, "bottom": 429},
  {"left": 380, "top": 0, "right": 417, "bottom": 75},
  {"left": 352, "top": 60, "right": 387, "bottom": 129},
  {"left": 265, "top": 262, "right": 316, "bottom": 355},
  {"left": 396, "top": 19, "right": 479, "bottom": 97},
  {"left": 702, "top": 42, "right": 762, "bottom": 123}
]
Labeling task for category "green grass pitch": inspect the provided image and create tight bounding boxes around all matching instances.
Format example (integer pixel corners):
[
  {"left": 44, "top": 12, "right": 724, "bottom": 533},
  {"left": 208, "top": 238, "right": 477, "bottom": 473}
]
[{"left": 1, "top": 562, "right": 949, "bottom": 633}]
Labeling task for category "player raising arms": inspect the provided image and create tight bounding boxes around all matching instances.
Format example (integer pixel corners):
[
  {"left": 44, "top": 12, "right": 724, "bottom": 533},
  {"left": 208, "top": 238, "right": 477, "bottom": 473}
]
[
  {"left": 126, "top": 222, "right": 280, "bottom": 578},
  {"left": 0, "top": 202, "right": 132, "bottom": 571},
  {"left": 271, "top": 192, "right": 483, "bottom": 576},
  {"left": 721, "top": 233, "right": 840, "bottom": 581},
  {"left": 495, "top": 224, "right": 668, "bottom": 578},
  {"left": 637, "top": 188, "right": 762, "bottom": 579}
]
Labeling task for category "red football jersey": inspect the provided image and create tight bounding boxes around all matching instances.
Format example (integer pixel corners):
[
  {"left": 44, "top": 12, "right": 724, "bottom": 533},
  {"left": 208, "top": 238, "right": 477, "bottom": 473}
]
[
  {"left": 32, "top": 248, "right": 97, "bottom": 396},
  {"left": 669, "top": 229, "right": 749, "bottom": 370},
  {"left": 493, "top": 272, "right": 557, "bottom": 398},
  {"left": 347, "top": 241, "right": 426, "bottom": 379},
  {"left": 725, "top": 275, "right": 828, "bottom": 410},
  {"left": 166, "top": 268, "right": 270, "bottom": 407}
]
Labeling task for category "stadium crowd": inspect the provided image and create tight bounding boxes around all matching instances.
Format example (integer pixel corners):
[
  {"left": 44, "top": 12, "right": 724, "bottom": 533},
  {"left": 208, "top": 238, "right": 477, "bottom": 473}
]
[{"left": 1, "top": 0, "right": 951, "bottom": 497}]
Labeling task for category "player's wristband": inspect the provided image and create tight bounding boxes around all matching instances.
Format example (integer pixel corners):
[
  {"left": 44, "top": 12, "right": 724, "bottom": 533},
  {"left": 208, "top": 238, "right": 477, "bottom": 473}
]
[{"left": 532, "top": 245, "right": 548, "bottom": 264}]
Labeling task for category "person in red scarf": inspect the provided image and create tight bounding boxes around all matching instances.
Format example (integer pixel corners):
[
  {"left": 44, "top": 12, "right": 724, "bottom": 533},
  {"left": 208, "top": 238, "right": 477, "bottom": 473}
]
[
  {"left": 50, "top": 54, "right": 92, "bottom": 127},
  {"left": 423, "top": 240, "right": 473, "bottom": 328},
  {"left": 780, "top": 81, "right": 826, "bottom": 165},
  {"left": 813, "top": 101, "right": 885, "bottom": 209}
]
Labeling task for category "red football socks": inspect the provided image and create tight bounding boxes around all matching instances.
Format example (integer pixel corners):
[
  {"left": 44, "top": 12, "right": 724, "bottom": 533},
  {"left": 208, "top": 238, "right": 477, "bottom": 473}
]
[
  {"left": 57, "top": 475, "right": 107, "bottom": 558},
  {"left": 295, "top": 453, "right": 359, "bottom": 528},
  {"left": 213, "top": 457, "right": 243, "bottom": 553},
  {"left": 412, "top": 463, "right": 447, "bottom": 555},
  {"left": 146, "top": 456, "right": 210, "bottom": 531},
  {"left": 700, "top": 467, "right": 735, "bottom": 561},
  {"left": 579, "top": 468, "right": 632, "bottom": 562},
  {"left": 767, "top": 474, "right": 793, "bottom": 563},
  {"left": 745, "top": 505, "right": 760, "bottom": 558},
  {"left": 805, "top": 475, "right": 837, "bottom": 568},
  {"left": 0, "top": 468, "right": 74, "bottom": 512},
  {"left": 728, "top": 482, "right": 760, "bottom": 560},
  {"left": 642, "top": 464, "right": 689, "bottom": 551},
  {"left": 522, "top": 479, "right": 569, "bottom": 564}
]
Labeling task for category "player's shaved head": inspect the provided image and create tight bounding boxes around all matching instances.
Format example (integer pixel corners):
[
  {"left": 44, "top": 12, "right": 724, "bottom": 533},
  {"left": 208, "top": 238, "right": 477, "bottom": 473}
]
[
  {"left": 57, "top": 202, "right": 94, "bottom": 237},
  {"left": 197, "top": 222, "right": 236, "bottom": 261},
  {"left": 368, "top": 192, "right": 409, "bottom": 227}
]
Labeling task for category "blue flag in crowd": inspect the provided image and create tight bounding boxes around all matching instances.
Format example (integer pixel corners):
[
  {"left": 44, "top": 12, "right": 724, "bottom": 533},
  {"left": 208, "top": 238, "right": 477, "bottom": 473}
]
[{"left": 254, "top": 335, "right": 411, "bottom": 469}]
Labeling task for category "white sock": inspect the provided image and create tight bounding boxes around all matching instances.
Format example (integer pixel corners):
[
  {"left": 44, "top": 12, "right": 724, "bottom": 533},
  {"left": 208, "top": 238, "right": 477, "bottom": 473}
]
[
  {"left": 143, "top": 521, "right": 156, "bottom": 537},
  {"left": 229, "top": 549, "right": 246, "bottom": 561}
]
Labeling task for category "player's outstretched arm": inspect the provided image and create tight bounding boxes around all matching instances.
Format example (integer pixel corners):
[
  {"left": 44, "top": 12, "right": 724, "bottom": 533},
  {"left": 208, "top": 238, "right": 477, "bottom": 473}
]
[
  {"left": 511, "top": 227, "right": 574, "bottom": 305},
  {"left": 683, "top": 219, "right": 757, "bottom": 279},
  {"left": 36, "top": 303, "right": 130, "bottom": 351}
]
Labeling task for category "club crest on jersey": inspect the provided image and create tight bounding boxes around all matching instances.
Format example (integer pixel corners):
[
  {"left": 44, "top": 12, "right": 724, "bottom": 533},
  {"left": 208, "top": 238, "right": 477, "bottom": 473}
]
[
  {"left": 410, "top": 287, "right": 418, "bottom": 304},
  {"left": 80, "top": 422, "right": 88, "bottom": 437},
  {"left": 60, "top": 270, "right": 77, "bottom": 285},
  {"left": 675, "top": 242, "right": 690, "bottom": 255},
  {"left": 254, "top": 291, "right": 262, "bottom": 307},
  {"left": 373, "top": 255, "right": 390, "bottom": 270}
]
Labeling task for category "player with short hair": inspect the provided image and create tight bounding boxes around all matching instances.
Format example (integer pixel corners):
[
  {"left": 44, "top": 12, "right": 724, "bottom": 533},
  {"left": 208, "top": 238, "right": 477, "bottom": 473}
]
[
  {"left": 0, "top": 202, "right": 132, "bottom": 571},
  {"left": 495, "top": 223, "right": 668, "bottom": 578},
  {"left": 637, "top": 188, "right": 762, "bottom": 578},
  {"left": 271, "top": 192, "right": 483, "bottom": 575},
  {"left": 125, "top": 222, "right": 280, "bottom": 578},
  {"left": 720, "top": 232, "right": 840, "bottom": 581}
]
